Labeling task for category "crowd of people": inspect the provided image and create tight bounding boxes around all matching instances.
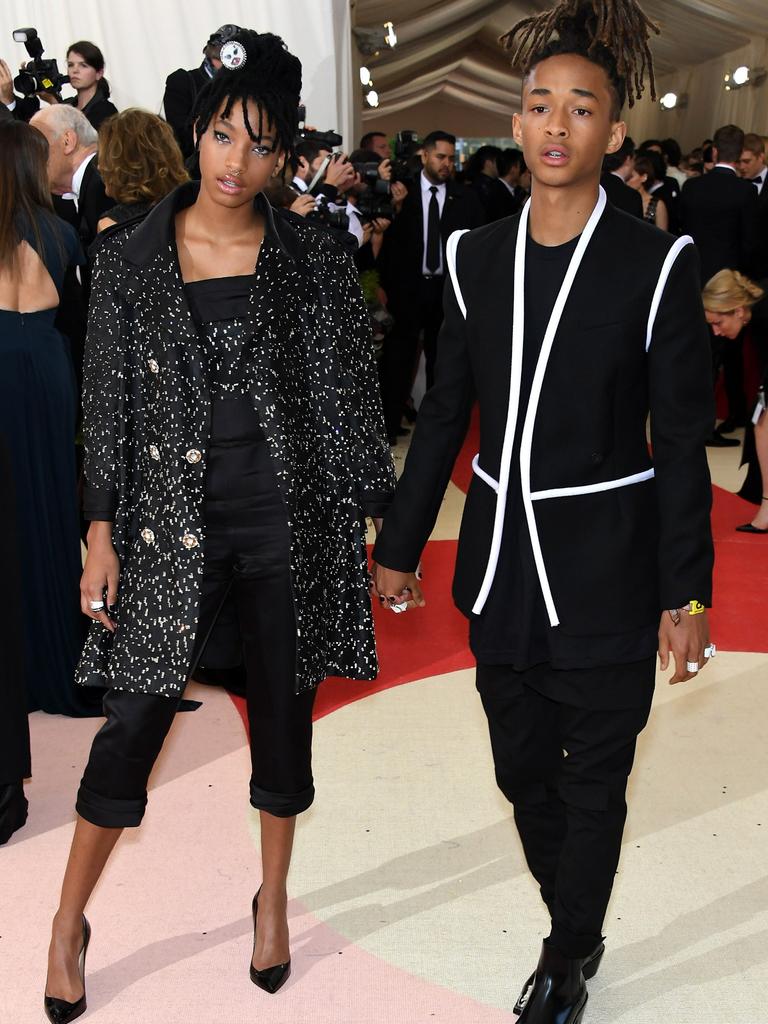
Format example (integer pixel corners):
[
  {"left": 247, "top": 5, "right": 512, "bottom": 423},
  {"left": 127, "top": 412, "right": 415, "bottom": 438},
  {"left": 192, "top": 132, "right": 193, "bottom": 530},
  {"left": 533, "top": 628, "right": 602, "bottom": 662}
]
[{"left": 0, "top": 6, "right": 764, "bottom": 1023}]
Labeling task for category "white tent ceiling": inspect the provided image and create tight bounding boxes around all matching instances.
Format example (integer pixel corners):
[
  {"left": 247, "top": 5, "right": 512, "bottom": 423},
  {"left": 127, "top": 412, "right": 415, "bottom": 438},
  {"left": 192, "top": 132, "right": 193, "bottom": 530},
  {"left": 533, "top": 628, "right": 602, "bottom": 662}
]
[{"left": 356, "top": 0, "right": 768, "bottom": 140}]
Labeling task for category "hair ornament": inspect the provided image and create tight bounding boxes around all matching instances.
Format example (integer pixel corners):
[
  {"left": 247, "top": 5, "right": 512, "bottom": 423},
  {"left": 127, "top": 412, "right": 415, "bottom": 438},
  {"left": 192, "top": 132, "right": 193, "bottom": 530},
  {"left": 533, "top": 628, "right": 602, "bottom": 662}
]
[{"left": 220, "top": 40, "right": 247, "bottom": 70}]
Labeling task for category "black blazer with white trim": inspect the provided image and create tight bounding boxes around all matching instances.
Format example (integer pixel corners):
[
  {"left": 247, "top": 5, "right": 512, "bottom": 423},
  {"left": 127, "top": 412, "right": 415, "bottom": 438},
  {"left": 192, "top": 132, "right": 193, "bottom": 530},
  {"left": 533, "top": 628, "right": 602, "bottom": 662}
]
[{"left": 373, "top": 190, "right": 715, "bottom": 638}]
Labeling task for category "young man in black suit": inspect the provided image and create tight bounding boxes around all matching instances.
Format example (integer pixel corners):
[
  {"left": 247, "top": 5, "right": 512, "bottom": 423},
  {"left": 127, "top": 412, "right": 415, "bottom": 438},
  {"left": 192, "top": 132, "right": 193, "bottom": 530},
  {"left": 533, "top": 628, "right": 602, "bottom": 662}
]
[
  {"left": 740, "top": 133, "right": 768, "bottom": 278},
  {"left": 682, "top": 124, "right": 759, "bottom": 441},
  {"left": 600, "top": 135, "right": 642, "bottom": 217},
  {"left": 374, "top": 2, "right": 714, "bottom": 1021},
  {"left": 379, "top": 131, "right": 485, "bottom": 441}
]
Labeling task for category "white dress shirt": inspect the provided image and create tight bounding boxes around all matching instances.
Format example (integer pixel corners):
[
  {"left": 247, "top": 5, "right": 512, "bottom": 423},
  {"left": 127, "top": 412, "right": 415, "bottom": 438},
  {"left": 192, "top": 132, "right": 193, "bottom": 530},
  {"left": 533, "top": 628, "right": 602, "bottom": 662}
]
[
  {"left": 751, "top": 167, "right": 767, "bottom": 196},
  {"left": 69, "top": 151, "right": 97, "bottom": 210},
  {"left": 421, "top": 171, "right": 446, "bottom": 275}
]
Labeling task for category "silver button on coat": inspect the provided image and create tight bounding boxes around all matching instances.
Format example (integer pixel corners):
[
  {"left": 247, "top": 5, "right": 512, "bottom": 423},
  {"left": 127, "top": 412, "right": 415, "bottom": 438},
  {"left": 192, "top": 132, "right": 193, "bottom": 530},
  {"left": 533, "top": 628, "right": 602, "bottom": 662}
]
[
  {"left": 141, "top": 528, "right": 155, "bottom": 544},
  {"left": 186, "top": 449, "right": 202, "bottom": 463}
]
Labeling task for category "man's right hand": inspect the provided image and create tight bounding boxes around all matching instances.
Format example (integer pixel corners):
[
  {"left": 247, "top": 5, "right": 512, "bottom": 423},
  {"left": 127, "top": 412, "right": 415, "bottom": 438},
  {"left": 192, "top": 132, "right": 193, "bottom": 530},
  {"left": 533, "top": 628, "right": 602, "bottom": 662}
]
[
  {"left": 372, "top": 563, "right": 426, "bottom": 610},
  {"left": 289, "top": 193, "right": 316, "bottom": 217},
  {"left": 325, "top": 153, "right": 356, "bottom": 191},
  {"left": 0, "top": 60, "right": 15, "bottom": 106},
  {"left": 81, "top": 522, "right": 120, "bottom": 632}
]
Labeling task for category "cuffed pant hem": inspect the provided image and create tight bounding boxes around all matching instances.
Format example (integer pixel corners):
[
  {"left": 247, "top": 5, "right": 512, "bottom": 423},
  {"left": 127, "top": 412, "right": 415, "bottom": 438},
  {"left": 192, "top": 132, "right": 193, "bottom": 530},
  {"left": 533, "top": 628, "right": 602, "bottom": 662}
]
[
  {"left": 249, "top": 782, "right": 315, "bottom": 818},
  {"left": 76, "top": 785, "right": 148, "bottom": 828},
  {"left": 549, "top": 923, "right": 604, "bottom": 960}
]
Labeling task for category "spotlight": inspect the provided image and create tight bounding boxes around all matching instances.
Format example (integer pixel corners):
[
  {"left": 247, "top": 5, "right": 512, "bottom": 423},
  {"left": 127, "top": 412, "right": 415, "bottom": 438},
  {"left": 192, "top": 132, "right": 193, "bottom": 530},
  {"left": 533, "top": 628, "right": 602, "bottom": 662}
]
[
  {"left": 360, "top": 66, "right": 371, "bottom": 86},
  {"left": 733, "top": 65, "right": 750, "bottom": 86},
  {"left": 366, "top": 89, "right": 379, "bottom": 108},
  {"left": 353, "top": 23, "right": 398, "bottom": 56},
  {"left": 660, "top": 92, "right": 678, "bottom": 109}
]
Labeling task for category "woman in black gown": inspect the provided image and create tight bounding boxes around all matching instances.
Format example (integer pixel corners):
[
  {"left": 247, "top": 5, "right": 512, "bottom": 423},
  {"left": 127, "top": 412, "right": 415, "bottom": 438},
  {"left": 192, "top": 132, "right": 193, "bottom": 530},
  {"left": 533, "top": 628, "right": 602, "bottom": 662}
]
[
  {"left": 0, "top": 119, "right": 95, "bottom": 715},
  {"left": 703, "top": 269, "right": 768, "bottom": 532}
]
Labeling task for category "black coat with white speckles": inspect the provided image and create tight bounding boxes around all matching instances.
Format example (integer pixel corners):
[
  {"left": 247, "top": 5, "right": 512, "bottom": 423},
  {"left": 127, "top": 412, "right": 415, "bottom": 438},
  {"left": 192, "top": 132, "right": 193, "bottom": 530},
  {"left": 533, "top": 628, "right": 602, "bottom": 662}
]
[{"left": 77, "top": 182, "right": 396, "bottom": 697}]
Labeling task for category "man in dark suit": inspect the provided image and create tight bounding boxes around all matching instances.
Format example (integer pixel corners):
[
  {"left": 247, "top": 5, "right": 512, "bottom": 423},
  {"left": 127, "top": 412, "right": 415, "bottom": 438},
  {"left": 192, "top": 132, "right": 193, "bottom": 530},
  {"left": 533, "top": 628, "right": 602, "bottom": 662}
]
[
  {"left": 740, "top": 132, "right": 768, "bottom": 278},
  {"left": 379, "top": 130, "right": 485, "bottom": 440},
  {"left": 600, "top": 135, "right": 642, "bottom": 217},
  {"left": 486, "top": 148, "right": 527, "bottom": 220},
  {"left": 681, "top": 123, "right": 759, "bottom": 440},
  {"left": 373, "top": 12, "right": 714, "bottom": 1020},
  {"left": 163, "top": 25, "right": 240, "bottom": 159}
]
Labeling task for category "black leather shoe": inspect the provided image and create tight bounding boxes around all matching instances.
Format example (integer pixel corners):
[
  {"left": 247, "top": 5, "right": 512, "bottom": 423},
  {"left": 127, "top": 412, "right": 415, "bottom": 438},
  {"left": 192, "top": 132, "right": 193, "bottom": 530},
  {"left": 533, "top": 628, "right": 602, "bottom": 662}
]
[
  {"left": 705, "top": 432, "right": 740, "bottom": 448},
  {"left": 736, "top": 522, "right": 768, "bottom": 534},
  {"left": 516, "top": 939, "right": 588, "bottom": 1024},
  {"left": 250, "top": 888, "right": 291, "bottom": 994},
  {"left": 0, "top": 781, "right": 28, "bottom": 845},
  {"left": 44, "top": 917, "right": 90, "bottom": 1024},
  {"left": 716, "top": 417, "right": 746, "bottom": 434},
  {"left": 514, "top": 940, "right": 604, "bottom": 1015}
]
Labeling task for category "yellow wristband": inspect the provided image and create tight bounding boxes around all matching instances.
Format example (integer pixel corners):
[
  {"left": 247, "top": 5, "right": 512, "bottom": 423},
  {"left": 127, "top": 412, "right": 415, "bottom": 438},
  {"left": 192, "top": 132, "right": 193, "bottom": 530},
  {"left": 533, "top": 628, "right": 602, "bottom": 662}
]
[{"left": 687, "top": 600, "right": 706, "bottom": 615}]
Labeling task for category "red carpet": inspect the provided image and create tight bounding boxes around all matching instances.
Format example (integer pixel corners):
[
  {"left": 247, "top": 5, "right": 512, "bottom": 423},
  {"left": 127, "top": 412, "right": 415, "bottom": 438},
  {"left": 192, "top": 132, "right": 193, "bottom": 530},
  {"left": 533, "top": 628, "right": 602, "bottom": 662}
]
[{"left": 231, "top": 413, "right": 767, "bottom": 728}]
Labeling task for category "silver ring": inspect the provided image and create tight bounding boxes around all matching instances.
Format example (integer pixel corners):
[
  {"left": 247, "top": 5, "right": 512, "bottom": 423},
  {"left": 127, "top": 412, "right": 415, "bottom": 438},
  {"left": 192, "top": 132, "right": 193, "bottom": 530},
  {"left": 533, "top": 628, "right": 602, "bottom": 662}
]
[
  {"left": 686, "top": 660, "right": 700, "bottom": 673},
  {"left": 704, "top": 643, "right": 716, "bottom": 659},
  {"left": 391, "top": 602, "right": 408, "bottom": 613},
  {"left": 89, "top": 601, "right": 105, "bottom": 612}
]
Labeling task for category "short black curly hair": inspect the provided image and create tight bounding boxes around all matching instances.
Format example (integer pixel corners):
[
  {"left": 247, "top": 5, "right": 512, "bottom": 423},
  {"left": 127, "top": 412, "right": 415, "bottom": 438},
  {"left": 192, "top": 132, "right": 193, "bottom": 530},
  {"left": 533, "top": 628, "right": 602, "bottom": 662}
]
[{"left": 192, "top": 29, "right": 302, "bottom": 173}]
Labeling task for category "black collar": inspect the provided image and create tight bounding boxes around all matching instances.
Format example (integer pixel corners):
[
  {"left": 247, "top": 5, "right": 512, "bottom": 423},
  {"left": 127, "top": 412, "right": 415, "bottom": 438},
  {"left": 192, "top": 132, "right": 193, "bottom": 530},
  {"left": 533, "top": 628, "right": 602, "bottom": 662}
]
[{"left": 121, "top": 180, "right": 297, "bottom": 268}]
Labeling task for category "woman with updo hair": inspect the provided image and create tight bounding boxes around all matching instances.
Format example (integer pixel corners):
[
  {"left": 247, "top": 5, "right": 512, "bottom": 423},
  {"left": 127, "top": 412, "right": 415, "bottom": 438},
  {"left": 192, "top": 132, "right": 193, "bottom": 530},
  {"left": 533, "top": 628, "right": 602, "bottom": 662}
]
[
  {"left": 65, "top": 41, "right": 117, "bottom": 130},
  {"left": 43, "top": 28, "right": 394, "bottom": 1020},
  {"left": 97, "top": 109, "right": 189, "bottom": 231},
  {"left": 703, "top": 268, "right": 768, "bottom": 532}
]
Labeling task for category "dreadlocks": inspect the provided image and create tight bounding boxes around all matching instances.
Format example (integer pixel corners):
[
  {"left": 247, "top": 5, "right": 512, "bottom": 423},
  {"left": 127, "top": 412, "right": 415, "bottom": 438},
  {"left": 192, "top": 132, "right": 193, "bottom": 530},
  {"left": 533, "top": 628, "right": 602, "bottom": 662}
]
[
  {"left": 192, "top": 29, "right": 302, "bottom": 173},
  {"left": 500, "top": 0, "right": 659, "bottom": 114}
]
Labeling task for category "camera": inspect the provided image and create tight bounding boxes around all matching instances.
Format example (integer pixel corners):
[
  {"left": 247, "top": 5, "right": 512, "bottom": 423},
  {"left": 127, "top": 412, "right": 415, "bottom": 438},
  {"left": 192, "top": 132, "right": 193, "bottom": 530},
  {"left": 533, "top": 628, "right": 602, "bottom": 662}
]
[
  {"left": 295, "top": 104, "right": 342, "bottom": 152},
  {"left": 390, "top": 130, "right": 421, "bottom": 185},
  {"left": 306, "top": 195, "right": 349, "bottom": 232},
  {"left": 12, "top": 28, "right": 69, "bottom": 98},
  {"left": 352, "top": 162, "right": 393, "bottom": 223}
]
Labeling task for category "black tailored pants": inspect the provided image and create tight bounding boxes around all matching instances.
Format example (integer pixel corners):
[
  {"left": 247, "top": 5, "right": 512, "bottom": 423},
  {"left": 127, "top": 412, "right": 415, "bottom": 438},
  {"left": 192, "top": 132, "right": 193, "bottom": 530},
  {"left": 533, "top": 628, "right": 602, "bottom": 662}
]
[
  {"left": 76, "top": 437, "right": 316, "bottom": 828},
  {"left": 712, "top": 332, "right": 748, "bottom": 424},
  {"left": 381, "top": 276, "right": 445, "bottom": 439},
  {"left": 476, "top": 660, "right": 654, "bottom": 958}
]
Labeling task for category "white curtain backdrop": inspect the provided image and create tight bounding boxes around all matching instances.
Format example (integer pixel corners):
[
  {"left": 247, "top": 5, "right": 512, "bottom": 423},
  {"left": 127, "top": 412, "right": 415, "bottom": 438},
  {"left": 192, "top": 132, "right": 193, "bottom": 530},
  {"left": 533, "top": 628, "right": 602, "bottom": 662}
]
[{"left": 0, "top": 1, "right": 354, "bottom": 145}]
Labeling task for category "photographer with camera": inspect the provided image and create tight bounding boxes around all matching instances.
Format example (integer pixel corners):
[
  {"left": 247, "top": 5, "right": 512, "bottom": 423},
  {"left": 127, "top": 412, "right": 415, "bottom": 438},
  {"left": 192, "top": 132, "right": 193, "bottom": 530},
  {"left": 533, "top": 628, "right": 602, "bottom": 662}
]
[
  {"left": 63, "top": 41, "right": 117, "bottom": 130},
  {"left": 346, "top": 148, "right": 397, "bottom": 261},
  {"left": 163, "top": 24, "right": 241, "bottom": 159},
  {"left": 292, "top": 138, "right": 355, "bottom": 205}
]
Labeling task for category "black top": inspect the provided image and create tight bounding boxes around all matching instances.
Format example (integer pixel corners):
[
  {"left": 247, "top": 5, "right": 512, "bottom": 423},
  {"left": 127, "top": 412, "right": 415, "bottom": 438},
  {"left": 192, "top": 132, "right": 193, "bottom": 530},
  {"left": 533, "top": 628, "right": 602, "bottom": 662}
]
[
  {"left": 469, "top": 232, "right": 658, "bottom": 675},
  {"left": 184, "top": 274, "right": 265, "bottom": 443},
  {"left": 64, "top": 88, "right": 118, "bottom": 131},
  {"left": 102, "top": 201, "right": 154, "bottom": 226}
]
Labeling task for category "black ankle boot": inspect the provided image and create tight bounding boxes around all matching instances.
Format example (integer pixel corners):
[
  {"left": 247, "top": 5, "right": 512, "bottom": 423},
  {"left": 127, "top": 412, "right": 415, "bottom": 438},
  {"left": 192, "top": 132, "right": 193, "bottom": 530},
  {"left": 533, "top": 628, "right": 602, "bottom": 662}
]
[
  {"left": 0, "top": 781, "right": 28, "bottom": 845},
  {"left": 514, "top": 939, "right": 604, "bottom": 1015},
  {"left": 517, "top": 939, "right": 588, "bottom": 1024}
]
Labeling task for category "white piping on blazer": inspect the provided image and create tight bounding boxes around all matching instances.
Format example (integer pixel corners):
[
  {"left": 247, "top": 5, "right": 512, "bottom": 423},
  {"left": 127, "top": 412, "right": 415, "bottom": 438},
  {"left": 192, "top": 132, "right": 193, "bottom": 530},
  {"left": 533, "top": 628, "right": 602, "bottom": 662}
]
[{"left": 446, "top": 187, "right": 690, "bottom": 626}]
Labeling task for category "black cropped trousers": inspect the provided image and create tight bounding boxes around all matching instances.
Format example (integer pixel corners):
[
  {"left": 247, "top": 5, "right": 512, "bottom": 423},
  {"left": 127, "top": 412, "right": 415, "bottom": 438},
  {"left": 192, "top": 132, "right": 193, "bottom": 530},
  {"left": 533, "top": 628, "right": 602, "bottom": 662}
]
[{"left": 76, "top": 437, "right": 316, "bottom": 829}]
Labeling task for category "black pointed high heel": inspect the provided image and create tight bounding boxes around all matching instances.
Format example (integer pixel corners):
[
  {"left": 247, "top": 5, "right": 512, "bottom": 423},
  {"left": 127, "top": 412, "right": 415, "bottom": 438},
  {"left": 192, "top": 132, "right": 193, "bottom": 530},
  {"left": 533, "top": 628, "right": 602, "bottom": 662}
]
[
  {"left": 249, "top": 888, "right": 291, "bottom": 994},
  {"left": 44, "top": 916, "right": 91, "bottom": 1024}
]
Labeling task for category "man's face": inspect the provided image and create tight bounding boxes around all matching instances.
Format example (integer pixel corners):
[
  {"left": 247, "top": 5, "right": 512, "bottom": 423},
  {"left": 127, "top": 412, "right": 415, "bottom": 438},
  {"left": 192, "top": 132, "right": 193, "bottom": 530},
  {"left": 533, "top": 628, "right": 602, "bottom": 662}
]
[
  {"left": 30, "top": 110, "right": 73, "bottom": 194},
  {"left": 368, "top": 134, "right": 390, "bottom": 160},
  {"left": 421, "top": 141, "right": 454, "bottom": 184},
  {"left": 739, "top": 148, "right": 766, "bottom": 179},
  {"left": 512, "top": 54, "right": 625, "bottom": 193},
  {"left": 197, "top": 98, "right": 282, "bottom": 210}
]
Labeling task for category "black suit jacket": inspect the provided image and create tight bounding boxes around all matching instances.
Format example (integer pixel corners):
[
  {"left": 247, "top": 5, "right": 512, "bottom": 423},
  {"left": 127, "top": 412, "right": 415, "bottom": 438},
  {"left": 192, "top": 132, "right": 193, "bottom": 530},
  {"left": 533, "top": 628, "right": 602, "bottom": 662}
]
[
  {"left": 600, "top": 171, "right": 643, "bottom": 218},
  {"left": 486, "top": 178, "right": 525, "bottom": 221},
  {"left": 380, "top": 179, "right": 485, "bottom": 306},
  {"left": 163, "top": 64, "right": 210, "bottom": 159},
  {"left": 752, "top": 182, "right": 768, "bottom": 278},
  {"left": 681, "top": 166, "right": 759, "bottom": 283},
  {"left": 374, "top": 201, "right": 714, "bottom": 639}
]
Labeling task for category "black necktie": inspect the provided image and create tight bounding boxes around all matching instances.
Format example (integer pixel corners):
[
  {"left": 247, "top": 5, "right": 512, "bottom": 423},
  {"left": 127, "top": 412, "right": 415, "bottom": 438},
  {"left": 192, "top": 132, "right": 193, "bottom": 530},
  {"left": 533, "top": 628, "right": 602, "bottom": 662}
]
[{"left": 426, "top": 185, "right": 441, "bottom": 273}]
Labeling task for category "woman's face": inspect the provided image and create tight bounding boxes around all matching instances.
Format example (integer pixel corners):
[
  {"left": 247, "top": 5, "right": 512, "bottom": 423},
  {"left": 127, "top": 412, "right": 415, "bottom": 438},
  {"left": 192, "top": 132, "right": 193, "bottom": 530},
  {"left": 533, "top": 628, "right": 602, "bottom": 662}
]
[
  {"left": 626, "top": 167, "right": 647, "bottom": 192},
  {"left": 66, "top": 52, "right": 102, "bottom": 93},
  {"left": 705, "top": 307, "right": 748, "bottom": 339},
  {"left": 198, "top": 98, "right": 283, "bottom": 210}
]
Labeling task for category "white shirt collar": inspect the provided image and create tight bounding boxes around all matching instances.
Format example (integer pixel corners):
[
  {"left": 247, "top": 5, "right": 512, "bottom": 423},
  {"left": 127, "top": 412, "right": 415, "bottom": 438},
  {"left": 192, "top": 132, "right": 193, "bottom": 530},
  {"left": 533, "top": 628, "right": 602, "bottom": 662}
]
[
  {"left": 421, "top": 170, "right": 445, "bottom": 194},
  {"left": 291, "top": 175, "right": 308, "bottom": 193},
  {"left": 71, "top": 151, "right": 97, "bottom": 202},
  {"left": 500, "top": 178, "right": 517, "bottom": 195},
  {"left": 714, "top": 163, "right": 738, "bottom": 174}
]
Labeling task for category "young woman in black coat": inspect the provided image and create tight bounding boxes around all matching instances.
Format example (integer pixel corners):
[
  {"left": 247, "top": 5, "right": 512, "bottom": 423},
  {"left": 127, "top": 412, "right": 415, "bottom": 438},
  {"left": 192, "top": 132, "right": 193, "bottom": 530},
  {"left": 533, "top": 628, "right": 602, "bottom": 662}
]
[{"left": 44, "top": 30, "right": 394, "bottom": 1021}]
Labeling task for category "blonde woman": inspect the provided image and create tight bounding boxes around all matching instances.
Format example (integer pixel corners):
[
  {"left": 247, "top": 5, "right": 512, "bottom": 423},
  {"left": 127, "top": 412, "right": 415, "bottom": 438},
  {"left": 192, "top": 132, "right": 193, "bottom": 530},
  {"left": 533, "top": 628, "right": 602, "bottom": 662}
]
[{"left": 703, "top": 269, "right": 768, "bottom": 532}]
